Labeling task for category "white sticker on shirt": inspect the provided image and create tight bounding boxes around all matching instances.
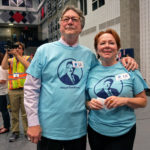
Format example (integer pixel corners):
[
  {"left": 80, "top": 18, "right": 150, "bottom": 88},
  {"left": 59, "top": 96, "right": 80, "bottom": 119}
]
[
  {"left": 72, "top": 61, "right": 84, "bottom": 68},
  {"left": 13, "top": 73, "right": 19, "bottom": 78},
  {"left": 115, "top": 73, "right": 130, "bottom": 81}
]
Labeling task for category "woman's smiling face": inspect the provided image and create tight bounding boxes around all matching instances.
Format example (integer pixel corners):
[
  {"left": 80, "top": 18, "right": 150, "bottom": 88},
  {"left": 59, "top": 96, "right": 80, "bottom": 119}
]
[{"left": 97, "top": 33, "right": 118, "bottom": 65}]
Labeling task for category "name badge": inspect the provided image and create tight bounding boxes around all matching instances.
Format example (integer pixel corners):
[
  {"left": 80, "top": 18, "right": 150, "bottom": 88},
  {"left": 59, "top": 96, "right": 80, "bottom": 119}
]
[
  {"left": 13, "top": 73, "right": 19, "bottom": 78},
  {"left": 115, "top": 73, "right": 130, "bottom": 81},
  {"left": 72, "top": 61, "right": 84, "bottom": 68}
]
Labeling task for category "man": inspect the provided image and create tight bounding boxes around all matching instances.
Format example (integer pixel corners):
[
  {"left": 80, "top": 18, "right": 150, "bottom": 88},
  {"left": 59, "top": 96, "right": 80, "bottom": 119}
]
[
  {"left": 24, "top": 5, "right": 137, "bottom": 150},
  {"left": 1, "top": 42, "right": 31, "bottom": 142},
  {"left": 97, "top": 78, "right": 120, "bottom": 98},
  {"left": 60, "top": 61, "right": 80, "bottom": 85}
]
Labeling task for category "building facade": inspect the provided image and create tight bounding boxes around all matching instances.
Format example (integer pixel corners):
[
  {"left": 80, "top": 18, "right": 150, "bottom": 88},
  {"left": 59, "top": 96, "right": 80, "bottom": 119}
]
[
  {"left": 78, "top": 0, "right": 150, "bottom": 87},
  {"left": 0, "top": 0, "right": 149, "bottom": 87}
]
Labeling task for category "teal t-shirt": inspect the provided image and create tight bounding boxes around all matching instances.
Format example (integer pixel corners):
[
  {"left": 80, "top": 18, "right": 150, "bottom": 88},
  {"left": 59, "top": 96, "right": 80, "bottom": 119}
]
[
  {"left": 86, "top": 62, "right": 148, "bottom": 137},
  {"left": 26, "top": 41, "right": 98, "bottom": 140}
]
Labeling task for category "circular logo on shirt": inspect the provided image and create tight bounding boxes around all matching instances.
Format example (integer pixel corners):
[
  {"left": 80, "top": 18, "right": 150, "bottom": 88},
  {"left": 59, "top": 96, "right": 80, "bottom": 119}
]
[
  {"left": 94, "top": 76, "right": 123, "bottom": 98},
  {"left": 57, "top": 58, "right": 83, "bottom": 85}
]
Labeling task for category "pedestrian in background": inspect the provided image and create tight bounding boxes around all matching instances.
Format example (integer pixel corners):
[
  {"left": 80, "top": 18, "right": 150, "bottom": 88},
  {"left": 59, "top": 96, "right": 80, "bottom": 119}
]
[
  {"left": 1, "top": 42, "right": 31, "bottom": 142},
  {"left": 0, "top": 52, "right": 10, "bottom": 134}
]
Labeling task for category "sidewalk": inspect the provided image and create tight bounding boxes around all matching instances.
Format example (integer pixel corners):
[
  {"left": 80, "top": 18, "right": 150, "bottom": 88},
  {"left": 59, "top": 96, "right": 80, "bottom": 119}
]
[{"left": 0, "top": 96, "right": 150, "bottom": 150}]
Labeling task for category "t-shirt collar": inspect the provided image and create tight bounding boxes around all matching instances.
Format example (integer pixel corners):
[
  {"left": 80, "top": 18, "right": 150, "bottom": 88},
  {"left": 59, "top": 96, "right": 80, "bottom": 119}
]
[{"left": 59, "top": 38, "right": 78, "bottom": 47}]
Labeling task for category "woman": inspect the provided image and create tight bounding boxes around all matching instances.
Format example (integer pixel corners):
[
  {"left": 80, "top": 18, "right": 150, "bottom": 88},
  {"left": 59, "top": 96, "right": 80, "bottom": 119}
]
[
  {"left": 86, "top": 29, "right": 148, "bottom": 150},
  {"left": 0, "top": 52, "right": 10, "bottom": 134}
]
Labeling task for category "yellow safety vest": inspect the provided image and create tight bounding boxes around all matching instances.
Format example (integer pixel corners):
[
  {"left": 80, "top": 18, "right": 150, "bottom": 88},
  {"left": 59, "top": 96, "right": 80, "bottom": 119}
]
[{"left": 8, "top": 56, "right": 30, "bottom": 90}]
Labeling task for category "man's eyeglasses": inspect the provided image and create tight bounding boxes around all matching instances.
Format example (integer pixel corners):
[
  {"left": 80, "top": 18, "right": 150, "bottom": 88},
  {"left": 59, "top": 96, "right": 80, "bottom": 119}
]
[{"left": 61, "top": 17, "right": 80, "bottom": 23}]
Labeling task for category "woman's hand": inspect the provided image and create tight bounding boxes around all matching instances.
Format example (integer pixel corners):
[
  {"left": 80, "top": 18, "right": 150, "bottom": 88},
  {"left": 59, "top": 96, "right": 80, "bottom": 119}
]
[
  {"left": 86, "top": 98, "right": 104, "bottom": 110},
  {"left": 105, "top": 96, "right": 128, "bottom": 109}
]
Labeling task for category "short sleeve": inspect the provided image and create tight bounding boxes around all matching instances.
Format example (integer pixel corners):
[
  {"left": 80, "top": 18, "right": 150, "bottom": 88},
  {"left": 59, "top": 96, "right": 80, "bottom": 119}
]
[
  {"left": 132, "top": 70, "right": 149, "bottom": 95},
  {"left": 26, "top": 48, "right": 43, "bottom": 79}
]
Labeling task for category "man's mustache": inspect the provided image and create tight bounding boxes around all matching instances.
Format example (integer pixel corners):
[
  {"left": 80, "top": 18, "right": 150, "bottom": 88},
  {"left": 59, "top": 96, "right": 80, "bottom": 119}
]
[{"left": 65, "top": 26, "right": 76, "bottom": 29}]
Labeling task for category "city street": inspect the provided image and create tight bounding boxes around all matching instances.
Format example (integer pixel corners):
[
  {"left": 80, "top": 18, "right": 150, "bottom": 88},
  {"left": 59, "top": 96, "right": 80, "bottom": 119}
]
[{"left": 0, "top": 96, "right": 150, "bottom": 150}]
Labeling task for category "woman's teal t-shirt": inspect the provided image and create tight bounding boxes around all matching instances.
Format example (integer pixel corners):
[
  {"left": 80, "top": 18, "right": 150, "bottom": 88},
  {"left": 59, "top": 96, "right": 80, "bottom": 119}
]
[{"left": 86, "top": 62, "right": 148, "bottom": 137}]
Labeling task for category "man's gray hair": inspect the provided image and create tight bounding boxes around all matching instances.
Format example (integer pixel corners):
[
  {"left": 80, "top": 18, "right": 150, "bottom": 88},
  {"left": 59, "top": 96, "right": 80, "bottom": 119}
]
[{"left": 60, "top": 5, "right": 85, "bottom": 29}]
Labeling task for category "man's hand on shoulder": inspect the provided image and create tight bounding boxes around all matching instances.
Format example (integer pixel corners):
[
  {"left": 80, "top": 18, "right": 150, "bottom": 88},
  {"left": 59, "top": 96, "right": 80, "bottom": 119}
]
[
  {"left": 121, "top": 56, "right": 138, "bottom": 71},
  {"left": 27, "top": 125, "right": 42, "bottom": 144}
]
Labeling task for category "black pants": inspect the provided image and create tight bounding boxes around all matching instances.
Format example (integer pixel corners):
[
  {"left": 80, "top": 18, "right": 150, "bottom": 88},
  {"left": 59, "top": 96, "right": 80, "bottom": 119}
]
[
  {"left": 37, "top": 135, "right": 86, "bottom": 150},
  {"left": 0, "top": 95, "right": 10, "bottom": 129},
  {"left": 88, "top": 124, "right": 136, "bottom": 150}
]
